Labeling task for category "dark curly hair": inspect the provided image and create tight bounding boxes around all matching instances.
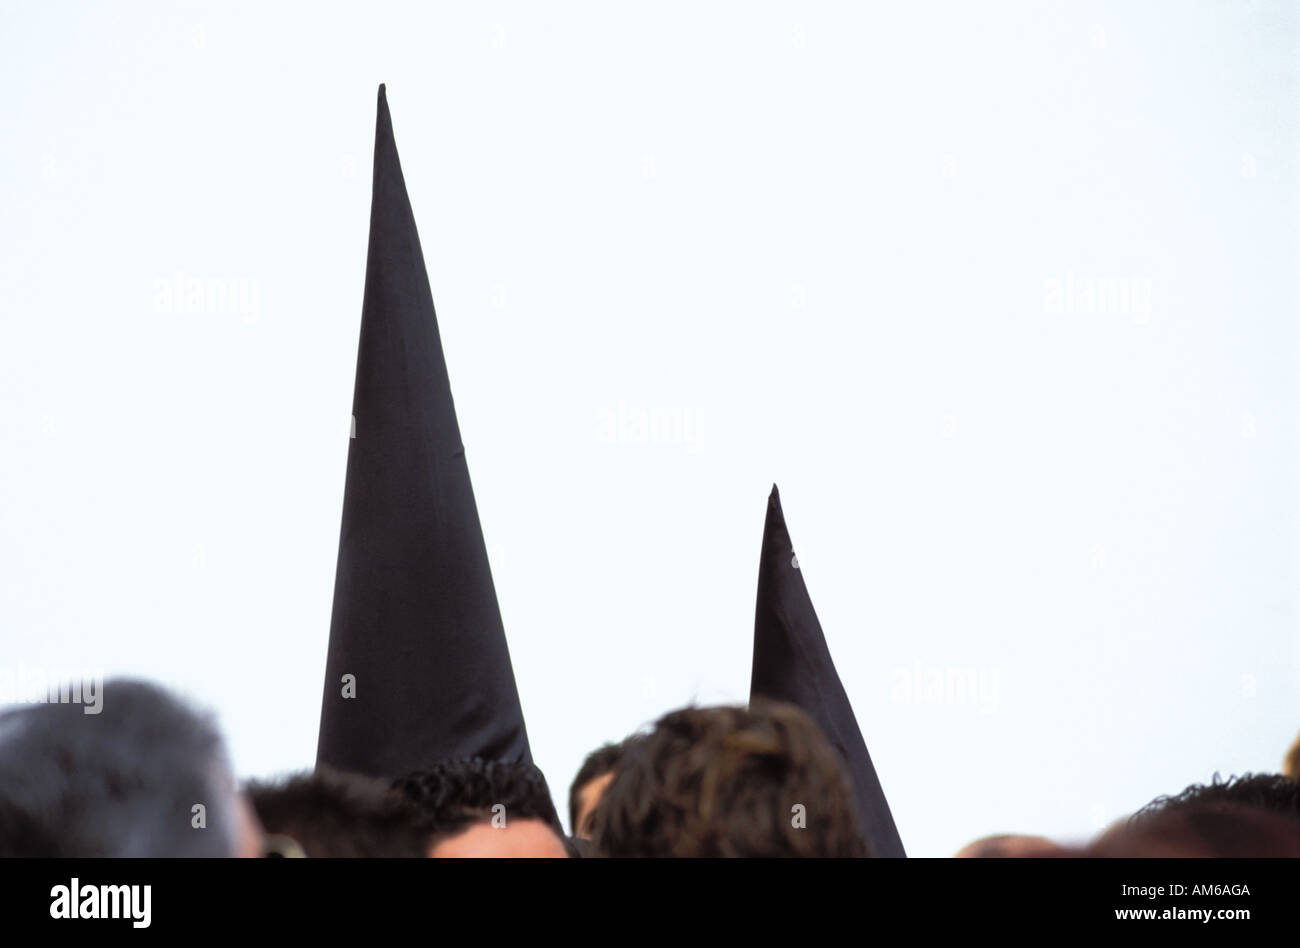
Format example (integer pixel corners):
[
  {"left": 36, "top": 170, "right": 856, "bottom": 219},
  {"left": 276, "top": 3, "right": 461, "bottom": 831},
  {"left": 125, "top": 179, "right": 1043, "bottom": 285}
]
[
  {"left": 589, "top": 701, "right": 867, "bottom": 857},
  {"left": 1134, "top": 772, "right": 1300, "bottom": 822},
  {"left": 392, "top": 758, "right": 562, "bottom": 845},
  {"left": 246, "top": 767, "right": 430, "bottom": 858},
  {"left": 1088, "top": 772, "right": 1300, "bottom": 857}
]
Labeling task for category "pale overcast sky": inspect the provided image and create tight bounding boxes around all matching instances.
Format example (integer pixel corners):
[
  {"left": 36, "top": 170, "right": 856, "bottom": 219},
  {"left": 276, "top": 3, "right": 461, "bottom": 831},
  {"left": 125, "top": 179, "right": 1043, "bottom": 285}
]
[{"left": 1, "top": 1, "right": 1297, "bottom": 855}]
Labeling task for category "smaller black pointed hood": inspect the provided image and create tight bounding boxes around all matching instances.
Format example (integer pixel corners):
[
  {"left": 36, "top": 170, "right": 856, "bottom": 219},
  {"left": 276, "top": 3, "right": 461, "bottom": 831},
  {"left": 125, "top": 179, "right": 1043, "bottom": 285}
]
[{"left": 749, "top": 485, "right": 905, "bottom": 857}]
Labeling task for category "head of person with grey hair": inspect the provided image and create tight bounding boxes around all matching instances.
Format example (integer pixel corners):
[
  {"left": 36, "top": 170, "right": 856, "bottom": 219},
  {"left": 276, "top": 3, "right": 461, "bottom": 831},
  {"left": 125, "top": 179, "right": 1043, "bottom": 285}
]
[{"left": 0, "top": 678, "right": 262, "bottom": 857}]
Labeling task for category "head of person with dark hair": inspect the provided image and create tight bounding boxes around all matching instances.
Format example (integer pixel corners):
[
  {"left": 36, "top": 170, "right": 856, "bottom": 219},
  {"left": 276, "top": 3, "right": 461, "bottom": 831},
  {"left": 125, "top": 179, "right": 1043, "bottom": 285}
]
[
  {"left": 1134, "top": 772, "right": 1300, "bottom": 822},
  {"left": 0, "top": 678, "right": 262, "bottom": 857},
  {"left": 589, "top": 700, "right": 867, "bottom": 858},
  {"left": 1091, "top": 803, "right": 1300, "bottom": 857},
  {"left": 569, "top": 739, "right": 636, "bottom": 839},
  {"left": 246, "top": 768, "right": 431, "bottom": 858},
  {"left": 393, "top": 758, "right": 568, "bottom": 858},
  {"left": 1088, "top": 772, "right": 1300, "bottom": 857}
]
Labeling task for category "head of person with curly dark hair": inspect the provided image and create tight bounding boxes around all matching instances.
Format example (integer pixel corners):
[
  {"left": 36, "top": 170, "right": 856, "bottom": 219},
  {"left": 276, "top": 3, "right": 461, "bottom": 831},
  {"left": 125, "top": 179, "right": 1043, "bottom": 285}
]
[
  {"left": 1091, "top": 804, "right": 1300, "bottom": 857},
  {"left": 589, "top": 701, "right": 867, "bottom": 857},
  {"left": 1134, "top": 772, "right": 1300, "bottom": 822},
  {"left": 1090, "top": 772, "right": 1300, "bottom": 857},
  {"left": 393, "top": 758, "right": 568, "bottom": 858},
  {"left": 246, "top": 768, "right": 431, "bottom": 858}
]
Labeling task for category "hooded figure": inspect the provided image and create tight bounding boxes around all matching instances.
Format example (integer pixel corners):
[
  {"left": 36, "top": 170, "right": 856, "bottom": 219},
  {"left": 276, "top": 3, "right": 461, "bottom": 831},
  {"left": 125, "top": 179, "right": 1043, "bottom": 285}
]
[
  {"left": 316, "top": 85, "right": 531, "bottom": 779},
  {"left": 749, "top": 485, "right": 905, "bottom": 857}
]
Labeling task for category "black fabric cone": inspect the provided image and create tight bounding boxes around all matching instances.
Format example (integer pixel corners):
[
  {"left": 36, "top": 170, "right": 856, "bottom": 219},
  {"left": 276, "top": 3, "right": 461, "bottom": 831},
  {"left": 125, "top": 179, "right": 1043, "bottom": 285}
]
[
  {"left": 749, "top": 485, "right": 905, "bottom": 857},
  {"left": 316, "top": 85, "right": 531, "bottom": 778}
]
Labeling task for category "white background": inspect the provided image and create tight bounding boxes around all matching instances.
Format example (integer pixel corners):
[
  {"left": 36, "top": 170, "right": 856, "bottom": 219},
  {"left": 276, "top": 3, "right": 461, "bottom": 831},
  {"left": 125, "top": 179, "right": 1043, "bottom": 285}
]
[{"left": 1, "top": 1, "right": 1296, "bottom": 856}]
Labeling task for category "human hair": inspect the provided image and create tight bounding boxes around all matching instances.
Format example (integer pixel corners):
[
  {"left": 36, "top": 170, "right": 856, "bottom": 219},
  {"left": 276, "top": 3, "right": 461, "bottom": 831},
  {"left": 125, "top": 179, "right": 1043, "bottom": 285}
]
[
  {"left": 589, "top": 701, "right": 867, "bottom": 857},
  {"left": 0, "top": 679, "right": 241, "bottom": 856},
  {"left": 392, "top": 758, "right": 562, "bottom": 845},
  {"left": 0, "top": 795, "right": 64, "bottom": 857},
  {"left": 1090, "top": 772, "right": 1300, "bottom": 857},
  {"left": 1134, "top": 772, "right": 1300, "bottom": 822},
  {"left": 1093, "top": 803, "right": 1300, "bottom": 857},
  {"left": 246, "top": 767, "right": 430, "bottom": 857},
  {"left": 569, "top": 739, "right": 633, "bottom": 831}
]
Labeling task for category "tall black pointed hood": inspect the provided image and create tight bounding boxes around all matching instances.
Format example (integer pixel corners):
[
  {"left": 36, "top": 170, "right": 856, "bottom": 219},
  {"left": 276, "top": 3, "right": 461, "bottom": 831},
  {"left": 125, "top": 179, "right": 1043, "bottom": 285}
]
[
  {"left": 316, "top": 85, "right": 531, "bottom": 778},
  {"left": 749, "top": 485, "right": 905, "bottom": 857}
]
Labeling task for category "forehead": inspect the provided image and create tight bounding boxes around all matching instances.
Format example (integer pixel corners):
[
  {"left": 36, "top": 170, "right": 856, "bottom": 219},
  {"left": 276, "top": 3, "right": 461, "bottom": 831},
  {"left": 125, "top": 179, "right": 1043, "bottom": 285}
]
[
  {"left": 580, "top": 771, "right": 615, "bottom": 802},
  {"left": 431, "top": 819, "right": 568, "bottom": 858},
  {"left": 577, "top": 771, "right": 616, "bottom": 818}
]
